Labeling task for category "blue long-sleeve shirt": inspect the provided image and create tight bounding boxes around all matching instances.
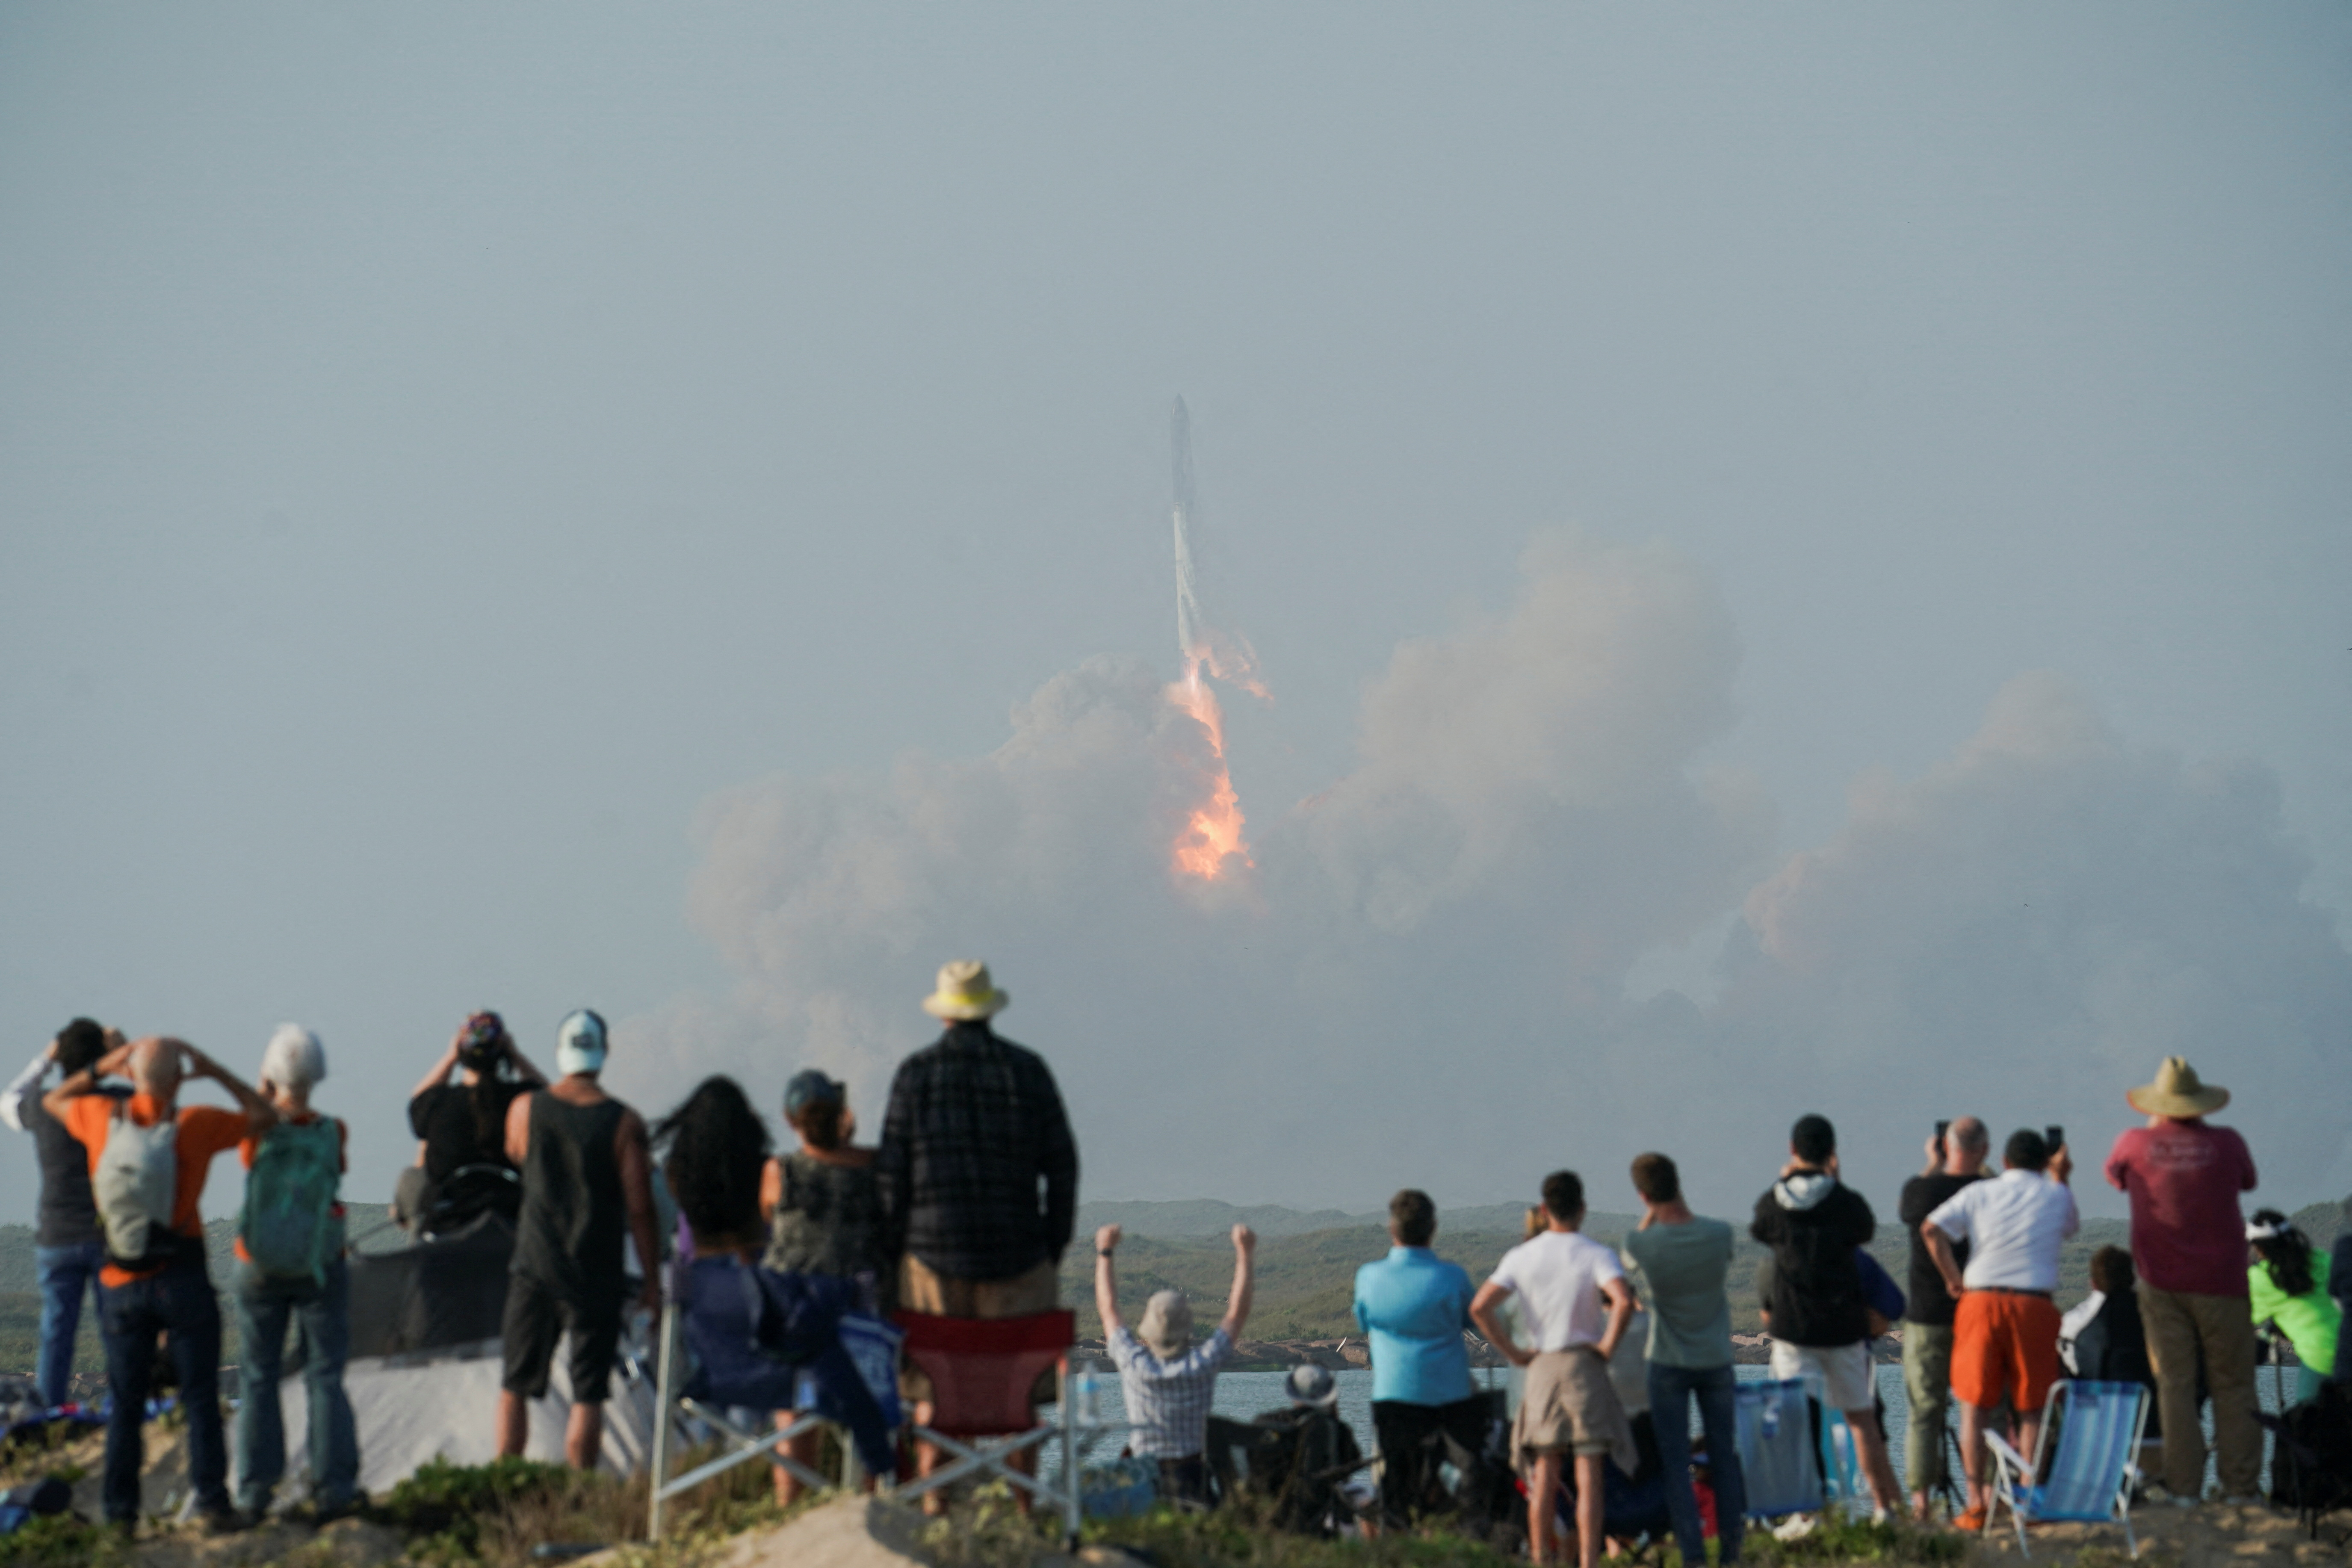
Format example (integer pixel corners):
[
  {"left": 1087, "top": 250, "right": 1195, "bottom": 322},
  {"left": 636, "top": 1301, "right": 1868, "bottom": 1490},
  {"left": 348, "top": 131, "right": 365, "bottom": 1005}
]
[{"left": 1353, "top": 1246, "right": 1474, "bottom": 1406}]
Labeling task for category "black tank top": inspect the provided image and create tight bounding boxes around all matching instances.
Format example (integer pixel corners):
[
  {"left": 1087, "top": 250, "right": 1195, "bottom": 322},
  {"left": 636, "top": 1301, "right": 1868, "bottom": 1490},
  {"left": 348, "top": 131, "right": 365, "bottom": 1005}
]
[{"left": 512, "top": 1092, "right": 628, "bottom": 1306}]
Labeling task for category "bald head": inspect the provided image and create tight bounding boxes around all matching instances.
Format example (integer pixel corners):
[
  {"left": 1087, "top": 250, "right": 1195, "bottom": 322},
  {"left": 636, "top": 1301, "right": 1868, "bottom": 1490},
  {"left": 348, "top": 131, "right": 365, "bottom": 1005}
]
[
  {"left": 1945, "top": 1116, "right": 1989, "bottom": 1174},
  {"left": 129, "top": 1038, "right": 183, "bottom": 1100}
]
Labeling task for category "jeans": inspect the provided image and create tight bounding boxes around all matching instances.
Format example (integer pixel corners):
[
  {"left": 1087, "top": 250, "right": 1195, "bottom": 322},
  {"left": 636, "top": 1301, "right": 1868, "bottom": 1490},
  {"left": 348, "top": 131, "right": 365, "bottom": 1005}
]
[
  {"left": 1900, "top": 1322, "right": 1955, "bottom": 1497},
  {"left": 34, "top": 1240, "right": 106, "bottom": 1409},
  {"left": 98, "top": 1262, "right": 228, "bottom": 1525},
  {"left": 232, "top": 1258, "right": 359, "bottom": 1513},
  {"left": 2139, "top": 1284, "right": 2260, "bottom": 1498},
  {"left": 1649, "top": 1361, "right": 1745, "bottom": 1566}
]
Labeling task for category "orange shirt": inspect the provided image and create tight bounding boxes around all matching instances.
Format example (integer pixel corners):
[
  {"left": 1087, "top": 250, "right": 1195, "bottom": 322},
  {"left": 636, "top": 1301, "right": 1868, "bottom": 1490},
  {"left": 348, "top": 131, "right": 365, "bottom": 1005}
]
[
  {"left": 232, "top": 1110, "right": 349, "bottom": 1265},
  {"left": 63, "top": 1093, "right": 251, "bottom": 1287}
]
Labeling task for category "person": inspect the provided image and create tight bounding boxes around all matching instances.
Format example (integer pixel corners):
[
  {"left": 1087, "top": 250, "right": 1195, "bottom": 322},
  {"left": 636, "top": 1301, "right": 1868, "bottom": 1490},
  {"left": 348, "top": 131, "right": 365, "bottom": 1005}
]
[
  {"left": 1351, "top": 1189, "right": 1481, "bottom": 1527},
  {"left": 1621, "top": 1153, "right": 1743, "bottom": 1568},
  {"left": 1095, "top": 1220, "right": 1255, "bottom": 1504},
  {"left": 2247, "top": 1209, "right": 2340, "bottom": 1403},
  {"left": 397, "top": 1011, "right": 546, "bottom": 1238},
  {"left": 1920, "top": 1128, "right": 2080, "bottom": 1530},
  {"left": 1470, "top": 1171, "right": 1637, "bottom": 1568},
  {"left": 1241, "top": 1364, "right": 1370, "bottom": 1535},
  {"left": 2061, "top": 1245, "right": 2165, "bottom": 1475},
  {"left": 1749, "top": 1113, "right": 1900, "bottom": 1519},
  {"left": 759, "top": 1068, "right": 885, "bottom": 1504},
  {"left": 43, "top": 1036, "right": 275, "bottom": 1537},
  {"left": 875, "top": 960, "right": 1078, "bottom": 1505},
  {"left": 1896, "top": 1116, "right": 1988, "bottom": 1519},
  {"left": 1, "top": 1018, "right": 126, "bottom": 1409},
  {"left": 230, "top": 1025, "right": 360, "bottom": 1523},
  {"left": 2103, "top": 1056, "right": 2261, "bottom": 1504},
  {"left": 2334, "top": 1199, "right": 2352, "bottom": 1385},
  {"left": 653, "top": 1077, "right": 894, "bottom": 1482},
  {"left": 496, "top": 1010, "right": 661, "bottom": 1469}
]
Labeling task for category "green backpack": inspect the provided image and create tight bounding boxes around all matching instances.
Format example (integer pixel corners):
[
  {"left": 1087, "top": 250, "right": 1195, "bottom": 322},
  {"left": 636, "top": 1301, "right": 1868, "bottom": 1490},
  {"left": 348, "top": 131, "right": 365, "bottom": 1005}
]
[{"left": 239, "top": 1118, "right": 343, "bottom": 1284}]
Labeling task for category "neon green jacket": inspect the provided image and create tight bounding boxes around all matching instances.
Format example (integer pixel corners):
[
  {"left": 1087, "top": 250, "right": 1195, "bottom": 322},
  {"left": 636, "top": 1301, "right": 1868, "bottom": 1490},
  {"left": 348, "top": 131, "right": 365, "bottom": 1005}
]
[{"left": 2250, "top": 1251, "right": 2339, "bottom": 1378}]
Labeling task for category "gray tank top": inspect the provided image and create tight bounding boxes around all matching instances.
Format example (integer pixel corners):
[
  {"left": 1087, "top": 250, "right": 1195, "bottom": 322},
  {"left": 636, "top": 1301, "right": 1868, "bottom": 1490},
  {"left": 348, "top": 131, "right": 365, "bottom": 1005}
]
[
  {"left": 765, "top": 1151, "right": 881, "bottom": 1282},
  {"left": 513, "top": 1093, "right": 628, "bottom": 1306}
]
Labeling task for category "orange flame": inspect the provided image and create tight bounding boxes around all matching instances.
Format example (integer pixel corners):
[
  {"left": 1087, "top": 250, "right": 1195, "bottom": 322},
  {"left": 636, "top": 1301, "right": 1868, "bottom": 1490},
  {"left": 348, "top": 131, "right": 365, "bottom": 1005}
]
[{"left": 1168, "top": 657, "right": 1251, "bottom": 880}]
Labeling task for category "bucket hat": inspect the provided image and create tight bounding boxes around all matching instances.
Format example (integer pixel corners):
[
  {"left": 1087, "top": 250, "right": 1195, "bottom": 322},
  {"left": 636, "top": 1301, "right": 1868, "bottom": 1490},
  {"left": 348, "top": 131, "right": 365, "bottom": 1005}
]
[
  {"left": 1137, "top": 1290, "right": 1193, "bottom": 1360},
  {"left": 1285, "top": 1364, "right": 1338, "bottom": 1408},
  {"left": 2125, "top": 1056, "right": 2228, "bottom": 1119},
  {"left": 921, "top": 959, "right": 1009, "bottom": 1021}
]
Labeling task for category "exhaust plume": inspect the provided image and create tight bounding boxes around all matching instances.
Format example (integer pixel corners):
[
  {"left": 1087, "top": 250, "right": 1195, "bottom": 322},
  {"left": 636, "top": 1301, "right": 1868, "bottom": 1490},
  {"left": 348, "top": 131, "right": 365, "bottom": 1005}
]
[{"left": 1167, "top": 397, "right": 1262, "bottom": 880}]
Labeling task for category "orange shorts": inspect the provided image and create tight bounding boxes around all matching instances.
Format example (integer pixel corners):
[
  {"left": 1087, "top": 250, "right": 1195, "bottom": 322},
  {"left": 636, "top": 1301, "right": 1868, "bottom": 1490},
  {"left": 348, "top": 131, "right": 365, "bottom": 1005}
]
[{"left": 1951, "top": 1289, "right": 2062, "bottom": 1412}]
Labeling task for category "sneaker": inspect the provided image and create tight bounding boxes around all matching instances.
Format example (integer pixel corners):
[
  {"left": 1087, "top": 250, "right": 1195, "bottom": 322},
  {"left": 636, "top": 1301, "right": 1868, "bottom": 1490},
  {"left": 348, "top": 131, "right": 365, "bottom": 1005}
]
[
  {"left": 310, "top": 1496, "right": 364, "bottom": 1525},
  {"left": 198, "top": 1507, "right": 250, "bottom": 1536},
  {"left": 1952, "top": 1506, "right": 1988, "bottom": 1532}
]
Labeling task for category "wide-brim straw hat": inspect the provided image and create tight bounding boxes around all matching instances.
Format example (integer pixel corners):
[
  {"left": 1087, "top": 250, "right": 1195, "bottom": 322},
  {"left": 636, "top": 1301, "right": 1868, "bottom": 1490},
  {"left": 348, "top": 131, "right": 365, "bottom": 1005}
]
[
  {"left": 1286, "top": 1364, "right": 1339, "bottom": 1408},
  {"left": 921, "top": 959, "right": 1009, "bottom": 1021},
  {"left": 2126, "top": 1055, "right": 2229, "bottom": 1118}
]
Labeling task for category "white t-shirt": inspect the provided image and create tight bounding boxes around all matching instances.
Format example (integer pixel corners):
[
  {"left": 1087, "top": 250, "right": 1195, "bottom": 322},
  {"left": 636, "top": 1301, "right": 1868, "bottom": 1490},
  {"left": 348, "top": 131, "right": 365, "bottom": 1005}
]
[
  {"left": 1924, "top": 1167, "right": 2080, "bottom": 1292},
  {"left": 1488, "top": 1230, "right": 1625, "bottom": 1351}
]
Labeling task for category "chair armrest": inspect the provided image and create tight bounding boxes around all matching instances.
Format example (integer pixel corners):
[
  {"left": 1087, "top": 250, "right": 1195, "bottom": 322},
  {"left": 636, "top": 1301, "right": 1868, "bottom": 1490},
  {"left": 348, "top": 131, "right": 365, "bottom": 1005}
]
[{"left": 1984, "top": 1432, "right": 2032, "bottom": 1475}]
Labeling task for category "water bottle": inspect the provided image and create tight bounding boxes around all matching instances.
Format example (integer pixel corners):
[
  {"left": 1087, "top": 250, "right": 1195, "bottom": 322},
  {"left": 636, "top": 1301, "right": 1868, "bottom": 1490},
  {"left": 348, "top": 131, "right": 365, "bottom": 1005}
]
[{"left": 1071, "top": 1368, "right": 1098, "bottom": 1425}]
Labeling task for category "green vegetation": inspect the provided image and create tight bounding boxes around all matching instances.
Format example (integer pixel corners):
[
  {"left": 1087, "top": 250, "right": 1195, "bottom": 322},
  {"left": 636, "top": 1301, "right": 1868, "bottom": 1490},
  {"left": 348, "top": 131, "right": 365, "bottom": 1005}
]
[{"left": 0, "top": 1513, "right": 133, "bottom": 1567}]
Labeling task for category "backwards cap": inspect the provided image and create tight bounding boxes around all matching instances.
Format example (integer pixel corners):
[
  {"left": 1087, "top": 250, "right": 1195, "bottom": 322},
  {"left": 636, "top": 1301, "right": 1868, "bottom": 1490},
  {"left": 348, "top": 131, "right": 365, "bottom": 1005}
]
[{"left": 555, "top": 1010, "right": 608, "bottom": 1076}]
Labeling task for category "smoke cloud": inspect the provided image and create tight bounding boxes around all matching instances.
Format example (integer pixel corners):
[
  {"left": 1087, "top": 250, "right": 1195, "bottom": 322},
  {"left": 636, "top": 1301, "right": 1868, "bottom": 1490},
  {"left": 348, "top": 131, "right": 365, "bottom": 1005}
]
[{"left": 615, "top": 536, "right": 2352, "bottom": 1216}]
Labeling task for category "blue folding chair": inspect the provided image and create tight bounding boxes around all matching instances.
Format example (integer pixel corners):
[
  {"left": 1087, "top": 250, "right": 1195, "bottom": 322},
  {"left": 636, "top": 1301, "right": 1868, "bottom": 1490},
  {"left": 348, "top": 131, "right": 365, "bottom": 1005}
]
[
  {"left": 1734, "top": 1378, "right": 1823, "bottom": 1519},
  {"left": 1984, "top": 1379, "right": 2150, "bottom": 1559}
]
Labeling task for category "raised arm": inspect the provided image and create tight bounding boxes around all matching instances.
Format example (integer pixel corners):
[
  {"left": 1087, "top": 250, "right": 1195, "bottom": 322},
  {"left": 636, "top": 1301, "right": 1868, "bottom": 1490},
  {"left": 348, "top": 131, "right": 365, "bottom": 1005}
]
[
  {"left": 1093, "top": 1223, "right": 1126, "bottom": 1336},
  {"left": 505, "top": 1090, "right": 533, "bottom": 1168},
  {"left": 184, "top": 1042, "right": 276, "bottom": 1135},
  {"left": 1, "top": 1042, "right": 54, "bottom": 1134},
  {"left": 1219, "top": 1224, "right": 1257, "bottom": 1341},
  {"left": 503, "top": 1040, "right": 550, "bottom": 1088},
  {"left": 409, "top": 1032, "right": 464, "bottom": 1104},
  {"left": 1469, "top": 1279, "right": 1531, "bottom": 1367},
  {"left": 42, "top": 1039, "right": 136, "bottom": 1123},
  {"left": 616, "top": 1108, "right": 661, "bottom": 1314}
]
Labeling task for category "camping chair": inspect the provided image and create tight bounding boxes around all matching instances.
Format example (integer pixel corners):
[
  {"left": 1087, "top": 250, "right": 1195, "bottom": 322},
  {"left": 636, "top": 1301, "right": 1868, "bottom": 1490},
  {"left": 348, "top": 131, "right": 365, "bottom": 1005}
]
[
  {"left": 1733, "top": 1378, "right": 1823, "bottom": 1520},
  {"left": 892, "top": 1308, "right": 1108, "bottom": 1541},
  {"left": 646, "top": 1255, "right": 901, "bottom": 1541},
  {"left": 1983, "top": 1378, "right": 2150, "bottom": 1559}
]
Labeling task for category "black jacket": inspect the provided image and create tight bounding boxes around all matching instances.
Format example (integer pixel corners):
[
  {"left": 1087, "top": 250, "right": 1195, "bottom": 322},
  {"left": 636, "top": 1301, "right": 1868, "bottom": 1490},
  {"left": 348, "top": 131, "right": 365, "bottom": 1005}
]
[{"left": 1751, "top": 1171, "right": 1876, "bottom": 1348}]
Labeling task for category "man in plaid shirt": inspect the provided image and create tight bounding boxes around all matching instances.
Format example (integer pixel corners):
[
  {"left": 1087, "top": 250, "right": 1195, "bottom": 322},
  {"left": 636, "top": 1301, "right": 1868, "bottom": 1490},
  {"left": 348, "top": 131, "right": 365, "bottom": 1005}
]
[
  {"left": 1094, "top": 1219, "right": 1258, "bottom": 1504},
  {"left": 877, "top": 960, "right": 1080, "bottom": 1505}
]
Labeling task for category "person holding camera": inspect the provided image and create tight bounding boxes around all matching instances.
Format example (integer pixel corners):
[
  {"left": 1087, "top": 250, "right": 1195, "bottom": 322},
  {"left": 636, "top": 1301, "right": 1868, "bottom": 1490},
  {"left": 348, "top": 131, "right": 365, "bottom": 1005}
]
[
  {"left": 395, "top": 1011, "right": 547, "bottom": 1237},
  {"left": 1895, "top": 1116, "right": 1987, "bottom": 1519},
  {"left": 1919, "top": 1127, "right": 2078, "bottom": 1532}
]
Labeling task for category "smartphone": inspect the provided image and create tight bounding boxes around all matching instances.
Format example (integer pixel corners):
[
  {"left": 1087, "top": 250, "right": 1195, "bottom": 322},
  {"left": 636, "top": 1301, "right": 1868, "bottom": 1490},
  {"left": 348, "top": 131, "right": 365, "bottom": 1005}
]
[
  {"left": 1934, "top": 1119, "right": 1950, "bottom": 1156},
  {"left": 2045, "top": 1124, "right": 2065, "bottom": 1153}
]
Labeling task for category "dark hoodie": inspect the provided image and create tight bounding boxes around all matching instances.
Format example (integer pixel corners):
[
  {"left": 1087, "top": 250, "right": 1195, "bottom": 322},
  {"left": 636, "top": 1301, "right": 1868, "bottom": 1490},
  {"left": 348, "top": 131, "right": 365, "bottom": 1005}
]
[{"left": 1751, "top": 1169, "right": 1876, "bottom": 1347}]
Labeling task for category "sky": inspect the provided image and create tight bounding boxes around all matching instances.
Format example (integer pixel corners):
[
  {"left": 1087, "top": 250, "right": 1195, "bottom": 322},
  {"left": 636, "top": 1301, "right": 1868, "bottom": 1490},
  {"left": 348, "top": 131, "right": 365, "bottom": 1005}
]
[{"left": 3, "top": 5, "right": 2348, "bottom": 1229}]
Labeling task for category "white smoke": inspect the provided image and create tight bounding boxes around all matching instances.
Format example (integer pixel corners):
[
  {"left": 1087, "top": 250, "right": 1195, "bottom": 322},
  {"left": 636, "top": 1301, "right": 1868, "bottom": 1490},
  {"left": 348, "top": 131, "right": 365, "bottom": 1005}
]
[{"left": 613, "top": 537, "right": 2352, "bottom": 1217}]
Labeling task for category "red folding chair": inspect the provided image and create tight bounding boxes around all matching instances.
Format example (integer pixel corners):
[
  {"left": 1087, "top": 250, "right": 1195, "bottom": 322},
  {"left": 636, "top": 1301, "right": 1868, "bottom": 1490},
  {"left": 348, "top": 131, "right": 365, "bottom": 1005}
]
[{"left": 893, "top": 1308, "right": 1089, "bottom": 1538}]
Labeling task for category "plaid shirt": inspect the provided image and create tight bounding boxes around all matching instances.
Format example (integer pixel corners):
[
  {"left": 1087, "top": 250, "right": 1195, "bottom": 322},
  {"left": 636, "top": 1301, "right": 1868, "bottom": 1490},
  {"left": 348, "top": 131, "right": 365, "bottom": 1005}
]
[
  {"left": 1108, "top": 1326, "right": 1235, "bottom": 1457},
  {"left": 875, "top": 1022, "right": 1078, "bottom": 1282}
]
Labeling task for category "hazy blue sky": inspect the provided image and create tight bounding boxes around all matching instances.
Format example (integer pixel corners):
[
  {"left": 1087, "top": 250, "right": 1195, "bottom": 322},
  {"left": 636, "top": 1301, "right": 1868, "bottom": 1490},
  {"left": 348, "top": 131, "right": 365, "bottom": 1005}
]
[{"left": 5, "top": 6, "right": 2347, "bottom": 1224}]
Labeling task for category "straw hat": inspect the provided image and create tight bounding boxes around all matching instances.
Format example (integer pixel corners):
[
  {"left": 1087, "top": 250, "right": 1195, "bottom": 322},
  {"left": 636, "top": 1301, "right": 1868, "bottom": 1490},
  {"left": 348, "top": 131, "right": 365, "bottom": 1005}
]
[
  {"left": 921, "top": 959, "right": 1009, "bottom": 1021},
  {"left": 1137, "top": 1290, "right": 1193, "bottom": 1360},
  {"left": 2126, "top": 1056, "right": 2228, "bottom": 1119}
]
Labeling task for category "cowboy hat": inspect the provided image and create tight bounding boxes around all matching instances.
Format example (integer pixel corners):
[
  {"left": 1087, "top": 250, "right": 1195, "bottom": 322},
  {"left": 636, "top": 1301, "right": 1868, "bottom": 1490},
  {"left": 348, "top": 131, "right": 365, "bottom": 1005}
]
[
  {"left": 921, "top": 959, "right": 1009, "bottom": 1021},
  {"left": 2126, "top": 1056, "right": 2228, "bottom": 1118}
]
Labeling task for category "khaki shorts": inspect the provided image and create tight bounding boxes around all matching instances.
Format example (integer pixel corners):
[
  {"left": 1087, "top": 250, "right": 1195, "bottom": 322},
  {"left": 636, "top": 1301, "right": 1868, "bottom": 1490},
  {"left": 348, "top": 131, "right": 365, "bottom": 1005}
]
[
  {"left": 897, "top": 1255, "right": 1059, "bottom": 1407},
  {"left": 1767, "top": 1338, "right": 1875, "bottom": 1413},
  {"left": 1514, "top": 1348, "right": 1636, "bottom": 1474}
]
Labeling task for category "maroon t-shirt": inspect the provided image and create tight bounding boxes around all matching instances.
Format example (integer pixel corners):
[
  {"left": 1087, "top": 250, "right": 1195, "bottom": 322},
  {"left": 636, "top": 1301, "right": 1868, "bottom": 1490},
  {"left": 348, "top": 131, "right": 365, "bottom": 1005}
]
[{"left": 2104, "top": 1119, "right": 2257, "bottom": 1296}]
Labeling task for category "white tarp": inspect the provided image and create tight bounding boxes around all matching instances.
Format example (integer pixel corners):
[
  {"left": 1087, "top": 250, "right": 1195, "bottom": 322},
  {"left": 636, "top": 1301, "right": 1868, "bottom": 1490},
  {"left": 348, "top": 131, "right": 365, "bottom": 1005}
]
[{"left": 263, "top": 1339, "right": 663, "bottom": 1500}]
